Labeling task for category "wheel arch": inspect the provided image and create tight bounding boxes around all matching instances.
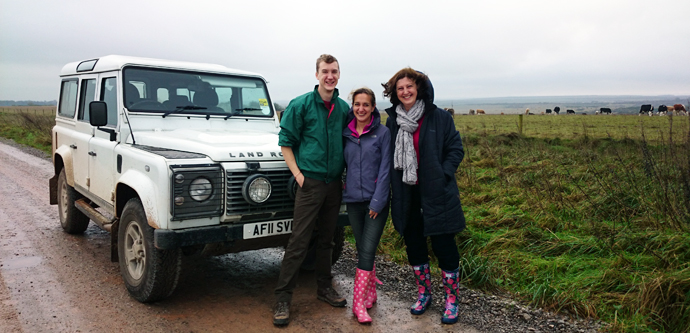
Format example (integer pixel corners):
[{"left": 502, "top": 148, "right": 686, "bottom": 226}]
[{"left": 116, "top": 170, "right": 163, "bottom": 229}]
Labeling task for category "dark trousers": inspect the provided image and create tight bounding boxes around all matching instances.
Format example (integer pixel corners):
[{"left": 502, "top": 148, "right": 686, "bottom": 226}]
[
  {"left": 347, "top": 201, "right": 389, "bottom": 271},
  {"left": 274, "top": 177, "right": 342, "bottom": 303},
  {"left": 403, "top": 185, "right": 460, "bottom": 271}
]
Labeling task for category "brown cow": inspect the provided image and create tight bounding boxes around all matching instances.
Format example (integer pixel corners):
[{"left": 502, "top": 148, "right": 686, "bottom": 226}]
[
  {"left": 525, "top": 108, "right": 530, "bottom": 115},
  {"left": 673, "top": 104, "right": 687, "bottom": 115},
  {"left": 476, "top": 109, "right": 485, "bottom": 115},
  {"left": 444, "top": 107, "right": 455, "bottom": 116}
]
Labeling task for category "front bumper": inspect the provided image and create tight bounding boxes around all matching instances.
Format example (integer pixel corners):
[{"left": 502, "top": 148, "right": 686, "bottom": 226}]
[{"left": 154, "top": 213, "right": 349, "bottom": 250}]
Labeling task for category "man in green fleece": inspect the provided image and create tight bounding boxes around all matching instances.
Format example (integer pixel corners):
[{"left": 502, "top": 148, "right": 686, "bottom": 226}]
[{"left": 273, "top": 54, "right": 350, "bottom": 326}]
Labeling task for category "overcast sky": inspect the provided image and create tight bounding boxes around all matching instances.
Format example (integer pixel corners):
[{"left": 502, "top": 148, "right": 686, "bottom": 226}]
[{"left": 1, "top": 0, "right": 689, "bottom": 103}]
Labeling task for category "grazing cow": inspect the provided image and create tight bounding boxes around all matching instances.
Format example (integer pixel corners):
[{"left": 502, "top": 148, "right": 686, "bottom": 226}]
[
  {"left": 554, "top": 106, "right": 561, "bottom": 114},
  {"left": 566, "top": 109, "right": 575, "bottom": 114},
  {"left": 545, "top": 108, "right": 552, "bottom": 114},
  {"left": 469, "top": 109, "right": 476, "bottom": 115},
  {"left": 476, "top": 109, "right": 486, "bottom": 115},
  {"left": 540, "top": 111, "right": 545, "bottom": 115},
  {"left": 444, "top": 107, "right": 455, "bottom": 116},
  {"left": 658, "top": 104, "right": 668, "bottom": 116},
  {"left": 639, "top": 104, "right": 654, "bottom": 116},
  {"left": 599, "top": 107, "right": 612, "bottom": 114},
  {"left": 673, "top": 104, "right": 687, "bottom": 116},
  {"left": 667, "top": 105, "right": 675, "bottom": 115},
  {"left": 525, "top": 108, "right": 530, "bottom": 115}
]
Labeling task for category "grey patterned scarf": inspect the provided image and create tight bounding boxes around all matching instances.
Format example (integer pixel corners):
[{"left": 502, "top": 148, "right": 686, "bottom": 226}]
[{"left": 394, "top": 100, "right": 425, "bottom": 185}]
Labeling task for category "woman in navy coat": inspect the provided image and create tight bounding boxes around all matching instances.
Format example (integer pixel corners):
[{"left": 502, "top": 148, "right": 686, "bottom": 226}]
[{"left": 382, "top": 68, "right": 465, "bottom": 325}]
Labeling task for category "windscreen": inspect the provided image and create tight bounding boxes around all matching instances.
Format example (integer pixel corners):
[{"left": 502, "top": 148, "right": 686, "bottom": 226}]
[{"left": 123, "top": 67, "right": 273, "bottom": 117}]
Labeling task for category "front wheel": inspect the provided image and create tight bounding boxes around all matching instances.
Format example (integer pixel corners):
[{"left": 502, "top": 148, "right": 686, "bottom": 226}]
[
  {"left": 118, "top": 198, "right": 181, "bottom": 303},
  {"left": 57, "top": 168, "right": 89, "bottom": 234}
]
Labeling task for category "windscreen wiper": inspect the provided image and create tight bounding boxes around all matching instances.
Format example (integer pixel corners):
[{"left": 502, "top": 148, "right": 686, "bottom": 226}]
[
  {"left": 162, "top": 105, "right": 207, "bottom": 118},
  {"left": 224, "top": 107, "right": 263, "bottom": 120}
]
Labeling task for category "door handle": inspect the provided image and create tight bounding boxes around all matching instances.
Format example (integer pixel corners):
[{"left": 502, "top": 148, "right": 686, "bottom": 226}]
[
  {"left": 88, "top": 151, "right": 97, "bottom": 156},
  {"left": 70, "top": 144, "right": 77, "bottom": 149}
]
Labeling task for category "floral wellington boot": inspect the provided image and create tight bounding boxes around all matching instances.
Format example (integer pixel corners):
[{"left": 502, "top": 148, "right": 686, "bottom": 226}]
[
  {"left": 410, "top": 262, "right": 432, "bottom": 315},
  {"left": 441, "top": 268, "right": 460, "bottom": 324}
]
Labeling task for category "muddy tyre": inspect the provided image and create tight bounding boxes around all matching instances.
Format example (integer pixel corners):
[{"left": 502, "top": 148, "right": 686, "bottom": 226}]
[
  {"left": 57, "top": 168, "right": 89, "bottom": 234},
  {"left": 300, "top": 226, "right": 345, "bottom": 271},
  {"left": 118, "top": 198, "right": 181, "bottom": 303}
]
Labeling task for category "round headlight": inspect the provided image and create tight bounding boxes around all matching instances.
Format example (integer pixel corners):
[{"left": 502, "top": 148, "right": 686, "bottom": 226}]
[
  {"left": 242, "top": 175, "right": 272, "bottom": 204},
  {"left": 189, "top": 177, "right": 213, "bottom": 202}
]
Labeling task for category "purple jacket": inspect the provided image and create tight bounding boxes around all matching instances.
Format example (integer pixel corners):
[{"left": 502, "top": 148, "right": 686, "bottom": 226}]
[{"left": 342, "top": 107, "right": 391, "bottom": 213}]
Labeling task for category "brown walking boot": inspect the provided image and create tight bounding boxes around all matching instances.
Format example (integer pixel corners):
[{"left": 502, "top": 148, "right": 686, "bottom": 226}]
[
  {"left": 273, "top": 301, "right": 290, "bottom": 326},
  {"left": 317, "top": 286, "right": 347, "bottom": 307}
]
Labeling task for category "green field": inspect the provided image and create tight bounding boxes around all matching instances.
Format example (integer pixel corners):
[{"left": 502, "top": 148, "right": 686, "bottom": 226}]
[{"left": 2, "top": 107, "right": 689, "bottom": 332}]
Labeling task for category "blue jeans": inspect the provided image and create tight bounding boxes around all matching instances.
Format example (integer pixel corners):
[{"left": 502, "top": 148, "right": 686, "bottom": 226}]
[{"left": 347, "top": 201, "right": 389, "bottom": 271}]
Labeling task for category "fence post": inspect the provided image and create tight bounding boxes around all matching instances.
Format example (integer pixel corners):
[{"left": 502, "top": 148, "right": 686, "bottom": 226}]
[{"left": 518, "top": 114, "right": 523, "bottom": 135}]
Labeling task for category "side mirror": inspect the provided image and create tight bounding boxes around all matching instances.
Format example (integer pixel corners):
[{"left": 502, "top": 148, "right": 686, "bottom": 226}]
[{"left": 89, "top": 101, "right": 108, "bottom": 127}]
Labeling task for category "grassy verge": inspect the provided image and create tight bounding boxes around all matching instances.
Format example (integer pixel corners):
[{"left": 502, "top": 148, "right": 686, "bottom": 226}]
[
  {"left": 0, "top": 106, "right": 54, "bottom": 155},
  {"left": 367, "top": 115, "right": 690, "bottom": 333}
]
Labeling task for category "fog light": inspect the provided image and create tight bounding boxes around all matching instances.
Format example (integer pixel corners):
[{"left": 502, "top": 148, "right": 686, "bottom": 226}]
[{"left": 242, "top": 174, "right": 272, "bottom": 204}]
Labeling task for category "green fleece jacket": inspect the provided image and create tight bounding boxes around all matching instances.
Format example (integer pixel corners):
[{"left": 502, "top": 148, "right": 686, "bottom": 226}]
[{"left": 278, "top": 86, "right": 349, "bottom": 183}]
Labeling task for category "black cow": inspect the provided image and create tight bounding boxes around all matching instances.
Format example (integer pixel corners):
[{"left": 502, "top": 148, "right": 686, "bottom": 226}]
[
  {"left": 554, "top": 106, "right": 561, "bottom": 114},
  {"left": 658, "top": 105, "right": 667, "bottom": 115},
  {"left": 566, "top": 109, "right": 575, "bottom": 114},
  {"left": 599, "top": 107, "right": 612, "bottom": 114},
  {"left": 639, "top": 104, "right": 654, "bottom": 116},
  {"left": 545, "top": 108, "right": 552, "bottom": 114}
]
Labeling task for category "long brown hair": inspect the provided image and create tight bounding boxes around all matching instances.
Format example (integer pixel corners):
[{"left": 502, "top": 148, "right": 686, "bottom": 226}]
[{"left": 381, "top": 68, "right": 429, "bottom": 106}]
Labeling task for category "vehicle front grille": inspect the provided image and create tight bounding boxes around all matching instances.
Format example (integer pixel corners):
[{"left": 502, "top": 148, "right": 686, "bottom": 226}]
[{"left": 226, "top": 169, "right": 294, "bottom": 216}]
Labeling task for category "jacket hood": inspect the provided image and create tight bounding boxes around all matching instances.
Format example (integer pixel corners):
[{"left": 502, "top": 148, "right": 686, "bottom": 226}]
[{"left": 132, "top": 128, "right": 283, "bottom": 161}]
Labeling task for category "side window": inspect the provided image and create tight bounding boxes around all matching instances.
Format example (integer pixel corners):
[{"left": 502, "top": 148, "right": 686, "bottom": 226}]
[
  {"left": 78, "top": 79, "right": 96, "bottom": 121},
  {"left": 101, "top": 77, "right": 118, "bottom": 127},
  {"left": 58, "top": 80, "right": 78, "bottom": 118}
]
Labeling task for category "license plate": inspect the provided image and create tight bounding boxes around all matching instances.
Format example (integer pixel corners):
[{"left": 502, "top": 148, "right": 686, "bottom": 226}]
[{"left": 243, "top": 219, "right": 293, "bottom": 239}]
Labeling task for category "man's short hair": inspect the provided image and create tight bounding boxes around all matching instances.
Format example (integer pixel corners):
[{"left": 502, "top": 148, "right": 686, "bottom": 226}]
[{"left": 316, "top": 54, "right": 339, "bottom": 72}]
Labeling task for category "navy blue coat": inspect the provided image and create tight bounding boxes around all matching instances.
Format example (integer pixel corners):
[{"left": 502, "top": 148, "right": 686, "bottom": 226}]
[
  {"left": 385, "top": 100, "right": 465, "bottom": 236},
  {"left": 342, "top": 107, "right": 392, "bottom": 214}
]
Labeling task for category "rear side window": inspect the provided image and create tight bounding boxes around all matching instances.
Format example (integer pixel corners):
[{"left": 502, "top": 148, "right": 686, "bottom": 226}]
[
  {"left": 78, "top": 79, "right": 96, "bottom": 121},
  {"left": 58, "top": 80, "right": 78, "bottom": 118}
]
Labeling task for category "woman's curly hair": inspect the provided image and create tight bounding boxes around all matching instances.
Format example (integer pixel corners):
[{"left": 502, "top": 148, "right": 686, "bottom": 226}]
[{"left": 381, "top": 68, "right": 429, "bottom": 106}]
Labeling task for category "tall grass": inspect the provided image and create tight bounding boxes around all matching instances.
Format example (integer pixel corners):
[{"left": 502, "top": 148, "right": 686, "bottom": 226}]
[
  {"left": 371, "top": 115, "right": 690, "bottom": 332},
  {"left": 0, "top": 106, "right": 55, "bottom": 154}
]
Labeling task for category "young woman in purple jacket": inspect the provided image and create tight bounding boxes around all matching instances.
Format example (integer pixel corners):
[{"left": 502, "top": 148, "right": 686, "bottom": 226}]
[{"left": 342, "top": 87, "right": 391, "bottom": 324}]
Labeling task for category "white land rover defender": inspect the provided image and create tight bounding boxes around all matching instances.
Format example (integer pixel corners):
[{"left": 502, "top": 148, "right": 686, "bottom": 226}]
[{"left": 49, "top": 55, "right": 345, "bottom": 302}]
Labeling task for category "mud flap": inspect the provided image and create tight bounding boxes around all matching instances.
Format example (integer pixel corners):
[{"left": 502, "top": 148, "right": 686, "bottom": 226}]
[
  {"left": 49, "top": 175, "right": 58, "bottom": 205},
  {"left": 111, "top": 219, "right": 119, "bottom": 262}
]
